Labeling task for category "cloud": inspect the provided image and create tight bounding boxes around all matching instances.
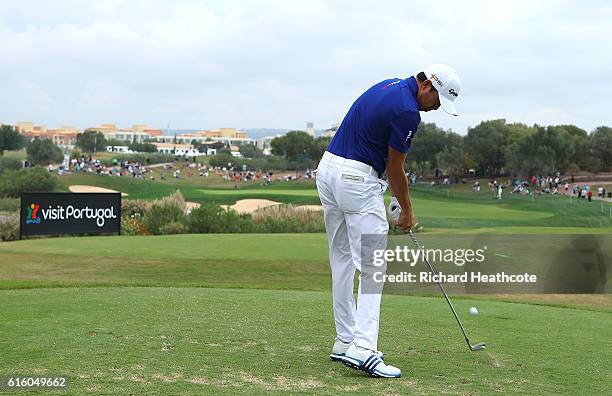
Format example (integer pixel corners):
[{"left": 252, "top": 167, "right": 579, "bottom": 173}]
[{"left": 0, "top": 0, "right": 611, "bottom": 133}]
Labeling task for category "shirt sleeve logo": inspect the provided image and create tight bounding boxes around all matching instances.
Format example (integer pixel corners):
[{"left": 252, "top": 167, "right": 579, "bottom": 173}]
[{"left": 382, "top": 80, "right": 401, "bottom": 90}]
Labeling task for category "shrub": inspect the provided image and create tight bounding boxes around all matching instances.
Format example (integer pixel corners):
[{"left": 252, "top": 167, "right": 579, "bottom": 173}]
[
  {"left": 121, "top": 216, "right": 150, "bottom": 236},
  {"left": 26, "top": 139, "right": 64, "bottom": 165},
  {"left": 0, "top": 213, "right": 19, "bottom": 241},
  {"left": 0, "top": 157, "right": 23, "bottom": 173},
  {"left": 0, "top": 167, "right": 57, "bottom": 197},
  {"left": 159, "top": 221, "right": 188, "bottom": 235},
  {"left": 143, "top": 202, "right": 185, "bottom": 235},
  {"left": 100, "top": 153, "right": 175, "bottom": 166},
  {"left": 252, "top": 205, "right": 325, "bottom": 233},
  {"left": 187, "top": 203, "right": 253, "bottom": 233},
  {"left": 121, "top": 199, "right": 151, "bottom": 217},
  {"left": 187, "top": 204, "right": 225, "bottom": 233},
  {"left": 208, "top": 153, "right": 238, "bottom": 168},
  {"left": 157, "top": 190, "right": 186, "bottom": 213},
  {"left": 0, "top": 197, "right": 20, "bottom": 212},
  {"left": 70, "top": 148, "right": 82, "bottom": 159}
]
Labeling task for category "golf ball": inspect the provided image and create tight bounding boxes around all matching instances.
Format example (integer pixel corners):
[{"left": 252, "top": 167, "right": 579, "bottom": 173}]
[{"left": 469, "top": 307, "right": 479, "bottom": 316}]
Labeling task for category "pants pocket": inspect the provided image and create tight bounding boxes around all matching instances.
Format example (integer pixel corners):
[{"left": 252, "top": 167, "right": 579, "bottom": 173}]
[{"left": 335, "top": 169, "right": 381, "bottom": 213}]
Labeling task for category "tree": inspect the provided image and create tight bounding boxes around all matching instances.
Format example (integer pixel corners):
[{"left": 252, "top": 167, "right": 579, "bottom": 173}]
[
  {"left": 436, "top": 132, "right": 467, "bottom": 177},
  {"left": 77, "top": 130, "right": 107, "bottom": 153},
  {"left": 409, "top": 123, "right": 453, "bottom": 173},
  {"left": 465, "top": 119, "right": 510, "bottom": 176},
  {"left": 105, "top": 138, "right": 125, "bottom": 147},
  {"left": 554, "top": 125, "right": 589, "bottom": 171},
  {"left": 270, "top": 131, "right": 315, "bottom": 162},
  {"left": 129, "top": 142, "right": 157, "bottom": 153},
  {"left": 540, "top": 126, "right": 574, "bottom": 172},
  {"left": 239, "top": 144, "right": 264, "bottom": 159},
  {"left": 591, "top": 126, "right": 612, "bottom": 172},
  {"left": 26, "top": 139, "right": 63, "bottom": 165},
  {"left": 504, "top": 126, "right": 573, "bottom": 178},
  {"left": 0, "top": 125, "right": 26, "bottom": 155},
  {"left": 310, "top": 136, "right": 332, "bottom": 163}
]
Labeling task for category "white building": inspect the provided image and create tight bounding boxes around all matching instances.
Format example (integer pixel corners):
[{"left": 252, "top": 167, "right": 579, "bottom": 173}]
[
  {"left": 321, "top": 123, "right": 340, "bottom": 138},
  {"left": 306, "top": 122, "right": 315, "bottom": 137},
  {"left": 153, "top": 142, "right": 201, "bottom": 157},
  {"left": 106, "top": 145, "right": 131, "bottom": 153},
  {"left": 254, "top": 135, "right": 281, "bottom": 156}
]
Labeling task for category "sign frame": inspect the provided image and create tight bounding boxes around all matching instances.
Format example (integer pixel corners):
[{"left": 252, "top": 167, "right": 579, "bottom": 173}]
[{"left": 19, "top": 192, "right": 122, "bottom": 239}]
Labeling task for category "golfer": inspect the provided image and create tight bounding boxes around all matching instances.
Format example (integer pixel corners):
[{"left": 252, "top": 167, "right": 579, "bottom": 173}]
[{"left": 316, "top": 64, "right": 461, "bottom": 378}]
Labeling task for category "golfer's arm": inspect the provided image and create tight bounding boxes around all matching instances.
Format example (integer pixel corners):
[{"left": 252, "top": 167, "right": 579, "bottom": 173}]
[{"left": 387, "top": 146, "right": 411, "bottom": 212}]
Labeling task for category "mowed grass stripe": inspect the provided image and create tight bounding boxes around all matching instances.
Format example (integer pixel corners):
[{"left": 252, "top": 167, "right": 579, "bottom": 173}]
[{"left": 2, "top": 234, "right": 611, "bottom": 312}]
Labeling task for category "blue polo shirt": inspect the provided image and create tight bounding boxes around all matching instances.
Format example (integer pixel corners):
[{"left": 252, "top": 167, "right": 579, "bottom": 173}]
[{"left": 327, "top": 76, "right": 421, "bottom": 175}]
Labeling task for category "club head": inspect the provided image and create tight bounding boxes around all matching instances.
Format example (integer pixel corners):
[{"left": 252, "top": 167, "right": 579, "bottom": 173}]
[{"left": 470, "top": 342, "right": 486, "bottom": 351}]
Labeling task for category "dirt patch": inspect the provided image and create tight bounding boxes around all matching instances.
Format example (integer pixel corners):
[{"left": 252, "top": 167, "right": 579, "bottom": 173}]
[
  {"left": 188, "top": 376, "right": 210, "bottom": 385},
  {"left": 238, "top": 372, "right": 323, "bottom": 391},
  {"left": 152, "top": 373, "right": 182, "bottom": 382},
  {"left": 129, "top": 375, "right": 148, "bottom": 384},
  {"left": 222, "top": 199, "right": 282, "bottom": 214},
  {"left": 69, "top": 185, "right": 128, "bottom": 196}
]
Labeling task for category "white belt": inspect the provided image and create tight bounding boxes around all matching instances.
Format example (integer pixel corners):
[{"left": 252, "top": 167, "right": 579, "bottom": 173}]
[{"left": 320, "top": 151, "right": 379, "bottom": 178}]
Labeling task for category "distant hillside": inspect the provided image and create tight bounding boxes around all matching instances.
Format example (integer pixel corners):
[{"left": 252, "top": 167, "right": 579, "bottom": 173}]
[
  {"left": 162, "top": 129, "right": 200, "bottom": 136},
  {"left": 241, "top": 128, "right": 291, "bottom": 139}
]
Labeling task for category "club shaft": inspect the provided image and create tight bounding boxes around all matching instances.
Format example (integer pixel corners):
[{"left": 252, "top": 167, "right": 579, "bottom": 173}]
[{"left": 408, "top": 231, "right": 473, "bottom": 349}]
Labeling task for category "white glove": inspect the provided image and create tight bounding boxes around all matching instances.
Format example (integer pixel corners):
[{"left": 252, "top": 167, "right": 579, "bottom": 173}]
[{"left": 387, "top": 197, "right": 401, "bottom": 222}]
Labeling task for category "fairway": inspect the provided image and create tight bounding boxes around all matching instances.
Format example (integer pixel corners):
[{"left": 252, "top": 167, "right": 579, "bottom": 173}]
[
  {"left": 54, "top": 172, "right": 612, "bottom": 229},
  {"left": 198, "top": 188, "right": 321, "bottom": 197}
]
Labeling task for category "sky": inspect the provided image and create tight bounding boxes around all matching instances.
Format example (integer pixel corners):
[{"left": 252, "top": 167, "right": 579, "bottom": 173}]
[{"left": 1, "top": 0, "right": 611, "bottom": 134}]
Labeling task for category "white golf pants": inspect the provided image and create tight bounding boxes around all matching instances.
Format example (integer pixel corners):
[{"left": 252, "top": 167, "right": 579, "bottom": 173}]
[{"left": 316, "top": 151, "right": 389, "bottom": 351}]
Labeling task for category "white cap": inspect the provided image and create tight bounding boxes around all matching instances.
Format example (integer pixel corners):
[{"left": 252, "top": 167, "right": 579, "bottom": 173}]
[{"left": 423, "top": 64, "right": 461, "bottom": 116}]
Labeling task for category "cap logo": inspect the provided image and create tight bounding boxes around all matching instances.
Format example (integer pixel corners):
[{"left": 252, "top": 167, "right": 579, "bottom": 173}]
[
  {"left": 430, "top": 74, "right": 444, "bottom": 87},
  {"left": 448, "top": 88, "right": 458, "bottom": 97}
]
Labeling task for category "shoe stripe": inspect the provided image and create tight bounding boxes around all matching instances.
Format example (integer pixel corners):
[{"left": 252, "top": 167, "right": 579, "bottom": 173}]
[
  {"left": 364, "top": 355, "right": 381, "bottom": 371},
  {"left": 370, "top": 359, "right": 382, "bottom": 372},
  {"left": 363, "top": 355, "right": 377, "bottom": 370}
]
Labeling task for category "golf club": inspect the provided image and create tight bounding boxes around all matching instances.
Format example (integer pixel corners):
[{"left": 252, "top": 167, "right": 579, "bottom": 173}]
[{"left": 407, "top": 230, "right": 486, "bottom": 352}]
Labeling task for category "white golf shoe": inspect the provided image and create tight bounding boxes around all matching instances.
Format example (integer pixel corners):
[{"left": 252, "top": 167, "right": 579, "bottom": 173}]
[
  {"left": 330, "top": 339, "right": 384, "bottom": 362},
  {"left": 342, "top": 343, "right": 401, "bottom": 378}
]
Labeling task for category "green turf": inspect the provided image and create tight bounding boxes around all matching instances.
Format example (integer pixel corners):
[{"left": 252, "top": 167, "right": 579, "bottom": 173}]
[
  {"left": 1, "top": 149, "right": 27, "bottom": 160},
  {"left": 2, "top": 234, "right": 611, "bottom": 394},
  {"left": 55, "top": 173, "right": 612, "bottom": 228},
  {"left": 0, "top": 287, "right": 610, "bottom": 395},
  {"left": 2, "top": 234, "right": 610, "bottom": 309},
  {"left": 3, "top": 171, "right": 612, "bottom": 394}
]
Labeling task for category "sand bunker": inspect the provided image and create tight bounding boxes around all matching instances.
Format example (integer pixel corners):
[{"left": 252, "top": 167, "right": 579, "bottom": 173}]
[
  {"left": 222, "top": 199, "right": 282, "bottom": 214},
  {"left": 221, "top": 200, "right": 323, "bottom": 214},
  {"left": 185, "top": 201, "right": 201, "bottom": 214},
  {"left": 69, "top": 185, "right": 128, "bottom": 196}
]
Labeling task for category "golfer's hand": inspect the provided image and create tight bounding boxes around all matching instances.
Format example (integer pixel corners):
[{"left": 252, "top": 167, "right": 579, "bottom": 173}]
[{"left": 396, "top": 208, "right": 415, "bottom": 232}]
